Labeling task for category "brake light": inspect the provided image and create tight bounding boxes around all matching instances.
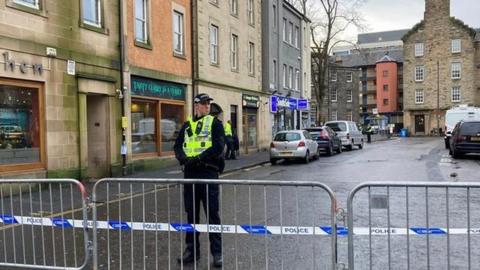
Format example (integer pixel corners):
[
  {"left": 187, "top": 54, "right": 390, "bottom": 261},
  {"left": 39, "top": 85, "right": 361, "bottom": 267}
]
[
  {"left": 457, "top": 135, "right": 467, "bottom": 142},
  {"left": 270, "top": 142, "right": 275, "bottom": 148},
  {"left": 298, "top": 141, "right": 306, "bottom": 147},
  {"left": 346, "top": 133, "right": 350, "bottom": 140}
]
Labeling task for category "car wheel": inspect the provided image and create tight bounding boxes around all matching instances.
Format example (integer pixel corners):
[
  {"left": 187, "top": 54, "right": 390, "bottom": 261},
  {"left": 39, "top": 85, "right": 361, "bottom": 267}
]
[
  {"left": 358, "top": 139, "right": 364, "bottom": 149},
  {"left": 327, "top": 144, "right": 333, "bottom": 156},
  {"left": 452, "top": 148, "right": 462, "bottom": 159},
  {"left": 304, "top": 151, "right": 310, "bottom": 164},
  {"left": 314, "top": 148, "right": 320, "bottom": 160},
  {"left": 270, "top": 158, "right": 277, "bottom": 165}
]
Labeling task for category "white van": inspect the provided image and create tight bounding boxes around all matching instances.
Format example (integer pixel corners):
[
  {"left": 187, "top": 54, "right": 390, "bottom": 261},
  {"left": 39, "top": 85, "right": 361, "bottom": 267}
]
[
  {"left": 325, "top": 120, "right": 364, "bottom": 150},
  {"left": 444, "top": 105, "right": 480, "bottom": 148}
]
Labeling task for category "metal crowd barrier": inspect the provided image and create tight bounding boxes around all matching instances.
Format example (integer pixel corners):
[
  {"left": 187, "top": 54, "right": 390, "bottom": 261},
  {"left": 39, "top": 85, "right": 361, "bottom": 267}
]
[
  {"left": 0, "top": 179, "right": 89, "bottom": 270},
  {"left": 347, "top": 182, "right": 480, "bottom": 270},
  {"left": 92, "top": 178, "right": 338, "bottom": 270}
]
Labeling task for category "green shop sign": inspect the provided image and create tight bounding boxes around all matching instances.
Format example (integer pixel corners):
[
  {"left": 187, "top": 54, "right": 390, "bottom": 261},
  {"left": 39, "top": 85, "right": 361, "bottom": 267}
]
[{"left": 131, "top": 76, "right": 185, "bottom": 100}]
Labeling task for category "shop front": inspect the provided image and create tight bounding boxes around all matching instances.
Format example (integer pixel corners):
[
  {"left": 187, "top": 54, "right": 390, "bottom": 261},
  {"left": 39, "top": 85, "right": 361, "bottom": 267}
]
[
  {"left": 0, "top": 78, "right": 44, "bottom": 173},
  {"left": 242, "top": 94, "right": 260, "bottom": 150},
  {"left": 270, "top": 95, "right": 301, "bottom": 135},
  {"left": 130, "top": 76, "right": 186, "bottom": 158}
]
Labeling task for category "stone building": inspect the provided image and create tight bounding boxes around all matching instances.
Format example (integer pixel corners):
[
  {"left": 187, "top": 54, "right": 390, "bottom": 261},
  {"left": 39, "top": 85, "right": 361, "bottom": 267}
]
[
  {"left": 123, "top": 0, "right": 192, "bottom": 172},
  {"left": 262, "top": 0, "right": 308, "bottom": 134},
  {"left": 324, "top": 64, "right": 360, "bottom": 123},
  {"left": 193, "top": 0, "right": 268, "bottom": 152},
  {"left": 0, "top": 0, "right": 122, "bottom": 179},
  {"left": 403, "top": 0, "right": 480, "bottom": 135}
]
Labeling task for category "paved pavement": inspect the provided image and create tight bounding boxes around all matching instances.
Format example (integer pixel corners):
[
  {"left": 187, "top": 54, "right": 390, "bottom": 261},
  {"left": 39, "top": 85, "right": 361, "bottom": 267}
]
[{"left": 126, "top": 150, "right": 271, "bottom": 179}]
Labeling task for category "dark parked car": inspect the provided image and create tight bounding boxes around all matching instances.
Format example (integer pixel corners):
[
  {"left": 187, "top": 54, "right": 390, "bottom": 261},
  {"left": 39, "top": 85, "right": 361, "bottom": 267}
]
[
  {"left": 305, "top": 126, "right": 342, "bottom": 156},
  {"left": 449, "top": 120, "right": 480, "bottom": 158}
]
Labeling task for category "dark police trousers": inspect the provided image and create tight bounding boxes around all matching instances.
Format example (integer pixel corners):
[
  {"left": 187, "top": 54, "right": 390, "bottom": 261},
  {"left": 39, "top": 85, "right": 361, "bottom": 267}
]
[
  {"left": 184, "top": 169, "right": 222, "bottom": 256},
  {"left": 225, "top": 135, "right": 235, "bottom": 159}
]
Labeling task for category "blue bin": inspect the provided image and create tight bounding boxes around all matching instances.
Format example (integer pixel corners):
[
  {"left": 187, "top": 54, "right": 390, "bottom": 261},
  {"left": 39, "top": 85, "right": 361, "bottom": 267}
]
[{"left": 400, "top": 128, "right": 408, "bottom": 137}]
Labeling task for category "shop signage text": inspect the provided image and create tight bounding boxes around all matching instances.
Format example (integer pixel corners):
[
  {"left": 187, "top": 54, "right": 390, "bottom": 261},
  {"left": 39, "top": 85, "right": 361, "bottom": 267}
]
[
  {"left": 242, "top": 94, "right": 260, "bottom": 108},
  {"left": 297, "top": 99, "right": 308, "bottom": 111},
  {"left": 2, "top": 52, "right": 43, "bottom": 75},
  {"left": 131, "top": 76, "right": 185, "bottom": 100},
  {"left": 270, "top": 95, "right": 302, "bottom": 113}
]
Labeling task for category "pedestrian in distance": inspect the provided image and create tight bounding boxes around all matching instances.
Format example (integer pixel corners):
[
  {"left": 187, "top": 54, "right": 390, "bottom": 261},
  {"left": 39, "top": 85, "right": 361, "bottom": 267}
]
[
  {"left": 224, "top": 120, "right": 236, "bottom": 160},
  {"left": 173, "top": 93, "right": 225, "bottom": 268},
  {"left": 367, "top": 124, "right": 373, "bottom": 143}
]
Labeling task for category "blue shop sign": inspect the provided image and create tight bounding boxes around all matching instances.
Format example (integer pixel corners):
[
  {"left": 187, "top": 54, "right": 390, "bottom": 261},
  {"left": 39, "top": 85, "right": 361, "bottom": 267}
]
[
  {"left": 297, "top": 99, "right": 308, "bottom": 111},
  {"left": 270, "top": 96, "right": 278, "bottom": 113},
  {"left": 288, "top": 98, "right": 297, "bottom": 110}
]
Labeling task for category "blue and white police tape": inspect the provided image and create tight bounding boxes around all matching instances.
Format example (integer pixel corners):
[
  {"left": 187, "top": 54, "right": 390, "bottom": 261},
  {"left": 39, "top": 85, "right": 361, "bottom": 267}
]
[{"left": 1, "top": 215, "right": 479, "bottom": 236}]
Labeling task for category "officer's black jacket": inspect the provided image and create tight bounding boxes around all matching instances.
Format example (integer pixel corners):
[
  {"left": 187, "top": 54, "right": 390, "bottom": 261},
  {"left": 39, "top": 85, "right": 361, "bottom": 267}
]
[{"left": 173, "top": 115, "right": 225, "bottom": 170}]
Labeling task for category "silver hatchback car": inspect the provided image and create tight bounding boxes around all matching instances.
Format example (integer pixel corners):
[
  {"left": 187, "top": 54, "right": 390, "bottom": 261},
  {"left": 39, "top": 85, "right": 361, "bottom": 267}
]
[{"left": 269, "top": 130, "right": 319, "bottom": 165}]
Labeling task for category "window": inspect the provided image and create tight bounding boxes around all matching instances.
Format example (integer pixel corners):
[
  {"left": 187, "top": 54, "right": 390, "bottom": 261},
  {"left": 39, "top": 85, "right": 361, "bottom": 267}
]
[
  {"left": 247, "top": 0, "right": 254, "bottom": 25},
  {"left": 283, "top": 64, "right": 287, "bottom": 88},
  {"left": 288, "top": 22, "right": 293, "bottom": 44},
  {"left": 415, "top": 89, "right": 424, "bottom": 104},
  {"left": 231, "top": 34, "right": 238, "bottom": 70},
  {"left": 415, "top": 66, "right": 424, "bottom": 82},
  {"left": 230, "top": 0, "right": 238, "bottom": 15},
  {"left": 383, "top": 70, "right": 389, "bottom": 77},
  {"left": 282, "top": 18, "right": 287, "bottom": 42},
  {"left": 13, "top": 0, "right": 39, "bottom": 9},
  {"left": 331, "top": 88, "right": 337, "bottom": 102},
  {"left": 331, "top": 71, "right": 337, "bottom": 82},
  {"left": 331, "top": 110, "right": 338, "bottom": 121},
  {"left": 294, "top": 26, "right": 299, "bottom": 48},
  {"left": 451, "top": 86, "right": 461, "bottom": 102},
  {"left": 131, "top": 99, "right": 157, "bottom": 154},
  {"left": 451, "top": 63, "right": 461, "bottom": 79},
  {"left": 135, "top": 0, "right": 148, "bottom": 43},
  {"left": 272, "top": 60, "right": 277, "bottom": 87},
  {"left": 415, "top": 42, "right": 424, "bottom": 57},
  {"left": 346, "top": 110, "right": 353, "bottom": 121},
  {"left": 273, "top": 5, "right": 277, "bottom": 31},
  {"left": 209, "top": 24, "right": 219, "bottom": 64},
  {"left": 248, "top": 42, "right": 255, "bottom": 75},
  {"left": 451, "top": 39, "right": 461, "bottom": 53},
  {"left": 383, "top": 84, "right": 388, "bottom": 91},
  {"left": 173, "top": 11, "right": 184, "bottom": 54},
  {"left": 0, "top": 81, "right": 43, "bottom": 168},
  {"left": 295, "top": 69, "right": 300, "bottom": 91},
  {"left": 82, "top": 0, "right": 102, "bottom": 27},
  {"left": 289, "top": 66, "right": 293, "bottom": 89},
  {"left": 347, "top": 89, "right": 352, "bottom": 102},
  {"left": 383, "top": 99, "right": 389, "bottom": 105},
  {"left": 346, "top": 71, "right": 353, "bottom": 82}
]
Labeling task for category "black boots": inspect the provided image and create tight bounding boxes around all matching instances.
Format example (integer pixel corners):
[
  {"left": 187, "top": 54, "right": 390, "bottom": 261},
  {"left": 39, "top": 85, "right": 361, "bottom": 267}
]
[
  {"left": 177, "top": 249, "right": 200, "bottom": 264},
  {"left": 177, "top": 250, "right": 222, "bottom": 268}
]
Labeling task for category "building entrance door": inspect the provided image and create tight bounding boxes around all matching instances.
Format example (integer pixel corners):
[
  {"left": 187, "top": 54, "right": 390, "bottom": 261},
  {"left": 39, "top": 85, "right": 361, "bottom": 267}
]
[
  {"left": 87, "top": 95, "right": 109, "bottom": 178},
  {"left": 415, "top": 114, "right": 425, "bottom": 134}
]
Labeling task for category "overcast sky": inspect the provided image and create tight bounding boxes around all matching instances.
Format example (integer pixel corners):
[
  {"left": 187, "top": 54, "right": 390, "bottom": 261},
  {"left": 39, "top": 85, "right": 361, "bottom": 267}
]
[{"left": 354, "top": 0, "right": 480, "bottom": 36}]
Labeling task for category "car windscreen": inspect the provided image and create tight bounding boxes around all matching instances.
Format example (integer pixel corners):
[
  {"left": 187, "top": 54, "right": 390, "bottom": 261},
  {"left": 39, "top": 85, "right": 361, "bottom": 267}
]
[
  {"left": 274, "top": 132, "right": 301, "bottom": 141},
  {"left": 326, "top": 122, "right": 347, "bottom": 132},
  {"left": 460, "top": 122, "right": 480, "bottom": 136}
]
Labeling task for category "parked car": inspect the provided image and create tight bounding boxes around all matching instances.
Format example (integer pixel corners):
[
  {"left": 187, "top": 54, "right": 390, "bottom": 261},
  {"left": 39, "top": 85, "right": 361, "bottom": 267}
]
[
  {"left": 270, "top": 130, "right": 319, "bottom": 165},
  {"left": 325, "top": 121, "right": 364, "bottom": 151},
  {"left": 305, "top": 126, "right": 342, "bottom": 156},
  {"left": 444, "top": 105, "right": 480, "bottom": 149},
  {"left": 449, "top": 120, "right": 480, "bottom": 158}
]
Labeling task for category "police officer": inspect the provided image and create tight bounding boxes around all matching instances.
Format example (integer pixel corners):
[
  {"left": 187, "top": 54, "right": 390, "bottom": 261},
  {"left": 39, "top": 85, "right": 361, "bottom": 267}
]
[
  {"left": 367, "top": 124, "right": 373, "bottom": 143},
  {"left": 173, "top": 93, "right": 225, "bottom": 268},
  {"left": 224, "top": 120, "right": 236, "bottom": 160}
]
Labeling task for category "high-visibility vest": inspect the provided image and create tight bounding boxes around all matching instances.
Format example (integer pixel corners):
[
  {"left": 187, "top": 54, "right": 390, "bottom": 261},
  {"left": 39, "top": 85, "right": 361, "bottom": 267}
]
[
  {"left": 224, "top": 122, "right": 232, "bottom": 136},
  {"left": 183, "top": 115, "right": 214, "bottom": 157}
]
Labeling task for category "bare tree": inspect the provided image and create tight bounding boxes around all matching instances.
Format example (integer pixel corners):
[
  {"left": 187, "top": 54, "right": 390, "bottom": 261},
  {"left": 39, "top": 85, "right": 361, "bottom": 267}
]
[{"left": 292, "top": 0, "right": 366, "bottom": 123}]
